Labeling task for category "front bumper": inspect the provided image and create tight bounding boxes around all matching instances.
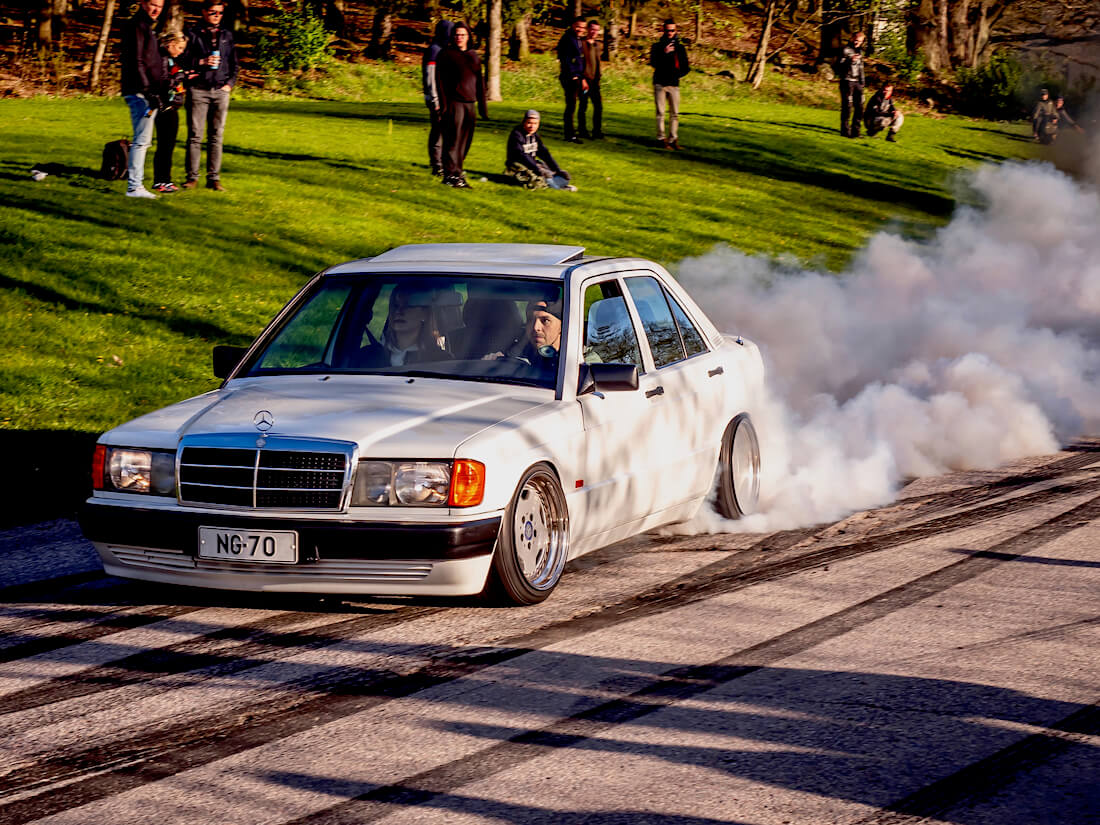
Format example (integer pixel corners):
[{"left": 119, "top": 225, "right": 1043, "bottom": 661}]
[{"left": 79, "top": 500, "right": 501, "bottom": 596}]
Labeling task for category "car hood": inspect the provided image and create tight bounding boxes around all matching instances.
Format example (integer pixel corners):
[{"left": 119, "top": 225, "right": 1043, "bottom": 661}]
[{"left": 102, "top": 375, "right": 555, "bottom": 457}]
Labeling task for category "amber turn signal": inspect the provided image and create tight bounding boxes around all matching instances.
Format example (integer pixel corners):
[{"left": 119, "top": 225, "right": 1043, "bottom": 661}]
[{"left": 449, "top": 459, "right": 485, "bottom": 507}]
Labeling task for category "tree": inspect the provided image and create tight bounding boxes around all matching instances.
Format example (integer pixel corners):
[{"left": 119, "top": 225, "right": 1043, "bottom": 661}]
[
  {"left": 486, "top": 0, "right": 503, "bottom": 100},
  {"left": 746, "top": 0, "right": 782, "bottom": 88},
  {"left": 509, "top": 14, "right": 531, "bottom": 60},
  {"left": 908, "top": 0, "right": 1011, "bottom": 74},
  {"left": 368, "top": 0, "right": 394, "bottom": 58},
  {"left": 89, "top": 0, "right": 117, "bottom": 90}
]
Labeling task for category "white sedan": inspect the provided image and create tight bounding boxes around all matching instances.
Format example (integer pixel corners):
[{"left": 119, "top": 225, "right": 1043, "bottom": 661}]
[{"left": 80, "top": 244, "right": 764, "bottom": 604}]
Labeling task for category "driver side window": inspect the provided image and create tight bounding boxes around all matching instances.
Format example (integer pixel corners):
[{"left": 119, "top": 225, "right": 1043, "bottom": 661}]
[{"left": 582, "top": 281, "right": 645, "bottom": 373}]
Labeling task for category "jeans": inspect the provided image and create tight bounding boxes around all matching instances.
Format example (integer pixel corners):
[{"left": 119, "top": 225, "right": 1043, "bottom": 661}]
[
  {"left": 654, "top": 84, "right": 680, "bottom": 140},
  {"left": 186, "top": 87, "right": 230, "bottom": 181},
  {"left": 124, "top": 94, "right": 157, "bottom": 191}
]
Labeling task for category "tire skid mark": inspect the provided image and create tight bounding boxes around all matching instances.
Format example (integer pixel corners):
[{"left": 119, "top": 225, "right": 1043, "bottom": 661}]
[
  {"left": 2, "top": 486, "right": 1097, "bottom": 825},
  {"left": 0, "top": 605, "right": 206, "bottom": 667},
  {"left": 852, "top": 702, "right": 1100, "bottom": 824},
  {"left": 282, "top": 493, "right": 1100, "bottom": 824},
  {"left": 0, "top": 605, "right": 445, "bottom": 720}
]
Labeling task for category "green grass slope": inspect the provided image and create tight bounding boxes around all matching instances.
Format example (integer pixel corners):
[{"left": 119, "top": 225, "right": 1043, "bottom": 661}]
[{"left": 0, "top": 70, "right": 1036, "bottom": 522}]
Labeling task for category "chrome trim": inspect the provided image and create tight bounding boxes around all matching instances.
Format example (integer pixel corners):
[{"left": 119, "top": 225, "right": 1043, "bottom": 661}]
[{"left": 177, "top": 434, "right": 358, "bottom": 512}]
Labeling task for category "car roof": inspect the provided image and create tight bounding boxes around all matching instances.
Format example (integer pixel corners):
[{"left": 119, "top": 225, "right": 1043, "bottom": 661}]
[{"left": 325, "top": 244, "right": 590, "bottom": 278}]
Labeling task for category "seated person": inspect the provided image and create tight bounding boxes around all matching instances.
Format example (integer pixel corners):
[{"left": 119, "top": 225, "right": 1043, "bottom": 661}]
[
  {"left": 483, "top": 297, "right": 562, "bottom": 379},
  {"left": 357, "top": 284, "right": 450, "bottom": 367},
  {"left": 864, "top": 83, "right": 904, "bottom": 142},
  {"left": 504, "top": 110, "right": 576, "bottom": 191}
]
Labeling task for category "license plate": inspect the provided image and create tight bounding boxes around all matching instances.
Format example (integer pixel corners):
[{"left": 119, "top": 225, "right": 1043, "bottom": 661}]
[{"left": 198, "top": 527, "right": 298, "bottom": 564}]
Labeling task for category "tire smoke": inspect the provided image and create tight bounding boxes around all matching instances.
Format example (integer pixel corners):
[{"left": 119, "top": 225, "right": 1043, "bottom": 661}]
[{"left": 674, "top": 158, "right": 1100, "bottom": 532}]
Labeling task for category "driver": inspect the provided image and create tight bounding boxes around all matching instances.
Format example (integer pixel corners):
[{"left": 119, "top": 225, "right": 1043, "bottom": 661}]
[{"left": 484, "top": 297, "right": 562, "bottom": 378}]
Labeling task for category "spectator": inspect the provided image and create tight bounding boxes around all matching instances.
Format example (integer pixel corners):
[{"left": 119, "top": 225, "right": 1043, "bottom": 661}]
[
  {"left": 183, "top": 0, "right": 237, "bottom": 192},
  {"left": 151, "top": 30, "right": 191, "bottom": 193},
  {"left": 119, "top": 0, "right": 166, "bottom": 199},
  {"left": 578, "top": 20, "right": 603, "bottom": 140},
  {"left": 504, "top": 110, "right": 575, "bottom": 191},
  {"left": 557, "top": 17, "right": 587, "bottom": 144},
  {"left": 1053, "top": 95, "right": 1085, "bottom": 138},
  {"left": 437, "top": 23, "right": 487, "bottom": 189},
  {"left": 837, "top": 31, "right": 866, "bottom": 138},
  {"left": 650, "top": 19, "right": 689, "bottom": 150},
  {"left": 422, "top": 19, "right": 454, "bottom": 177},
  {"left": 864, "top": 83, "right": 903, "bottom": 143},
  {"left": 1031, "top": 89, "right": 1056, "bottom": 142}
]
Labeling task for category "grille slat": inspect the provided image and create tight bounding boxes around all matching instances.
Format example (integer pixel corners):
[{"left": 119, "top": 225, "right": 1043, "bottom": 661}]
[{"left": 179, "top": 439, "right": 352, "bottom": 510}]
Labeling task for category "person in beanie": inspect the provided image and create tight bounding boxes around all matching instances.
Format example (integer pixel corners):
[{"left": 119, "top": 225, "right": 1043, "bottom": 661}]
[
  {"left": 182, "top": 0, "right": 237, "bottom": 191},
  {"left": 1031, "top": 89, "right": 1056, "bottom": 142},
  {"left": 422, "top": 19, "right": 454, "bottom": 176},
  {"left": 837, "top": 30, "right": 866, "bottom": 138},
  {"left": 504, "top": 110, "right": 575, "bottom": 191},
  {"left": 863, "top": 83, "right": 903, "bottom": 142},
  {"left": 650, "top": 19, "right": 689, "bottom": 149},
  {"left": 485, "top": 296, "right": 564, "bottom": 381},
  {"left": 436, "top": 22, "right": 487, "bottom": 188},
  {"left": 119, "top": 0, "right": 166, "bottom": 199},
  {"left": 557, "top": 17, "right": 587, "bottom": 143},
  {"left": 578, "top": 20, "right": 604, "bottom": 139}
]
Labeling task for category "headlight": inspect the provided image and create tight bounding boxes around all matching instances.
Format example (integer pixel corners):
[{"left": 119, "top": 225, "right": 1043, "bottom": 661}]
[
  {"left": 100, "top": 447, "right": 176, "bottom": 495},
  {"left": 351, "top": 460, "right": 485, "bottom": 507},
  {"left": 394, "top": 462, "right": 450, "bottom": 505}
]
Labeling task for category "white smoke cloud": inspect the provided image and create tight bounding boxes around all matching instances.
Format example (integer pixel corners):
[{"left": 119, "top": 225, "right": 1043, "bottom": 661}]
[{"left": 672, "top": 157, "right": 1100, "bottom": 533}]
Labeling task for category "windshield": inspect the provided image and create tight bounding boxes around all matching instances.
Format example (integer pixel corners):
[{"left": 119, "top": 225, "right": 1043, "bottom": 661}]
[{"left": 242, "top": 274, "right": 565, "bottom": 389}]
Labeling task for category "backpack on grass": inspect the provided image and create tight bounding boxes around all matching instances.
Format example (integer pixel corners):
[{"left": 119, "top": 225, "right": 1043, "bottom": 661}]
[{"left": 100, "top": 138, "right": 130, "bottom": 180}]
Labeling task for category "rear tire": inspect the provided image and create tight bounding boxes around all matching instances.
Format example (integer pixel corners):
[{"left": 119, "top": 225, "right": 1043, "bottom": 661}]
[
  {"left": 486, "top": 464, "right": 569, "bottom": 605},
  {"left": 715, "top": 414, "right": 761, "bottom": 519}
]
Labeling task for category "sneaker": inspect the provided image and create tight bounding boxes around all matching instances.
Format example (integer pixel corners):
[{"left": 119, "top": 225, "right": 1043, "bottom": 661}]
[
  {"left": 125, "top": 187, "right": 157, "bottom": 199},
  {"left": 206, "top": 180, "right": 226, "bottom": 192},
  {"left": 430, "top": 166, "right": 443, "bottom": 177},
  {"left": 566, "top": 136, "right": 583, "bottom": 144},
  {"left": 886, "top": 132, "right": 897, "bottom": 142},
  {"left": 453, "top": 175, "right": 471, "bottom": 189},
  {"left": 152, "top": 182, "right": 179, "bottom": 193},
  {"left": 182, "top": 179, "right": 198, "bottom": 190},
  {"left": 564, "top": 184, "right": 578, "bottom": 192},
  {"left": 670, "top": 139, "right": 681, "bottom": 150},
  {"left": 591, "top": 132, "right": 604, "bottom": 139}
]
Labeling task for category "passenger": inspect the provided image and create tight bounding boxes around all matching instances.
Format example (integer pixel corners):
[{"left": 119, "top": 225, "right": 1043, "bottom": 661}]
[
  {"left": 358, "top": 285, "right": 450, "bottom": 367},
  {"left": 484, "top": 298, "right": 563, "bottom": 378}
]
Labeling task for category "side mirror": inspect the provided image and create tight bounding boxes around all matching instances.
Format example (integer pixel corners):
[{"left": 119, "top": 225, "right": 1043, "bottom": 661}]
[
  {"left": 213, "top": 345, "right": 249, "bottom": 379},
  {"left": 578, "top": 363, "right": 640, "bottom": 395}
]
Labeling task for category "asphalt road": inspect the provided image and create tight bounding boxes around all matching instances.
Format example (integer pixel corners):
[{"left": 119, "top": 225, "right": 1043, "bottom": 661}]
[{"left": 1, "top": 444, "right": 1098, "bottom": 825}]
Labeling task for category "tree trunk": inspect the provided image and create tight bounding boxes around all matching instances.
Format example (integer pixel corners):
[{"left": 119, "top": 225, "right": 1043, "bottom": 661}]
[
  {"left": 573, "top": 0, "right": 583, "bottom": 19},
  {"left": 695, "top": 2, "right": 702, "bottom": 42},
  {"left": 51, "top": 0, "right": 67, "bottom": 44},
  {"left": 368, "top": 2, "right": 393, "bottom": 59},
  {"left": 747, "top": 0, "right": 778, "bottom": 89},
  {"left": 36, "top": 0, "right": 52, "bottom": 53},
  {"left": 230, "top": 0, "right": 250, "bottom": 33},
  {"left": 486, "top": 0, "right": 502, "bottom": 100},
  {"left": 326, "top": 0, "right": 346, "bottom": 37},
  {"left": 628, "top": 9, "right": 636, "bottom": 37},
  {"left": 89, "top": 0, "right": 116, "bottom": 90},
  {"left": 509, "top": 14, "right": 531, "bottom": 61},
  {"left": 165, "top": 0, "right": 184, "bottom": 34},
  {"left": 603, "top": 0, "right": 619, "bottom": 60}
]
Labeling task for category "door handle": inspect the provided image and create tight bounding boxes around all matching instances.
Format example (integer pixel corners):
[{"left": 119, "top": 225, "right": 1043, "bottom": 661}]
[
  {"left": 708, "top": 366, "right": 724, "bottom": 377},
  {"left": 645, "top": 386, "right": 665, "bottom": 398}
]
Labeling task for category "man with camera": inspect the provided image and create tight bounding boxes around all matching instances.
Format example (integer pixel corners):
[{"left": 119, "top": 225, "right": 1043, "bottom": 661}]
[
  {"left": 183, "top": 0, "right": 237, "bottom": 192},
  {"left": 120, "top": 0, "right": 166, "bottom": 199},
  {"left": 650, "top": 19, "right": 689, "bottom": 150}
]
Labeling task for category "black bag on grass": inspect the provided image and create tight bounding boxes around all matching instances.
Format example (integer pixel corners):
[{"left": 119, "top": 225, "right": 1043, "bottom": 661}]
[{"left": 100, "top": 138, "right": 130, "bottom": 180}]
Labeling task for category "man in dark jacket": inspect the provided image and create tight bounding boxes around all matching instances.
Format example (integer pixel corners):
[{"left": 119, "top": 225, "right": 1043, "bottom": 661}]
[
  {"left": 1031, "top": 89, "right": 1057, "bottom": 142},
  {"left": 556, "top": 17, "right": 587, "bottom": 143},
  {"left": 504, "top": 110, "right": 574, "bottom": 190},
  {"left": 182, "top": 0, "right": 238, "bottom": 191},
  {"left": 837, "top": 31, "right": 866, "bottom": 138},
  {"left": 864, "top": 83, "right": 903, "bottom": 142},
  {"left": 422, "top": 20, "right": 454, "bottom": 176},
  {"left": 437, "top": 23, "right": 487, "bottom": 188},
  {"left": 650, "top": 19, "right": 689, "bottom": 149},
  {"left": 578, "top": 20, "right": 603, "bottom": 139},
  {"left": 120, "top": 0, "right": 166, "bottom": 198}
]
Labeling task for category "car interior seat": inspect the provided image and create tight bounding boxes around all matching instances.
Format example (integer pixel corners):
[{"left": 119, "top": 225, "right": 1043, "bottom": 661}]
[{"left": 449, "top": 298, "right": 524, "bottom": 360}]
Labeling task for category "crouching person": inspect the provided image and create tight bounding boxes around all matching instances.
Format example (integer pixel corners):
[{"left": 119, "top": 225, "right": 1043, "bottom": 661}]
[
  {"left": 864, "top": 83, "right": 904, "bottom": 142},
  {"left": 505, "top": 110, "right": 577, "bottom": 191}
]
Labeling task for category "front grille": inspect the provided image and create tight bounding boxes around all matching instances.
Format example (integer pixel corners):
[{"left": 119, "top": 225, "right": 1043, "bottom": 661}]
[{"left": 178, "top": 436, "right": 355, "bottom": 510}]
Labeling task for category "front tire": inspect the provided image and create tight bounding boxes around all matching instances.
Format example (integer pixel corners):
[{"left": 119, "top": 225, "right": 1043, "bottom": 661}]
[
  {"left": 487, "top": 464, "right": 569, "bottom": 605},
  {"left": 715, "top": 414, "right": 761, "bottom": 519}
]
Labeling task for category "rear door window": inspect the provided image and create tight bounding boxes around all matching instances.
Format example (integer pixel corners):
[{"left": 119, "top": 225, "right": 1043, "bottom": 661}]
[{"left": 625, "top": 276, "right": 686, "bottom": 368}]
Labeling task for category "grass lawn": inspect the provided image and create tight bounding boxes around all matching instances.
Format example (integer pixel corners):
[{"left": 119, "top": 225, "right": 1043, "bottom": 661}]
[{"left": 0, "top": 65, "right": 1036, "bottom": 522}]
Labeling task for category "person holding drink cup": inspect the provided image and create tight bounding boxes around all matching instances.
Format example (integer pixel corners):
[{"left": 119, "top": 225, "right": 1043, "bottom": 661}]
[{"left": 183, "top": 0, "right": 237, "bottom": 191}]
